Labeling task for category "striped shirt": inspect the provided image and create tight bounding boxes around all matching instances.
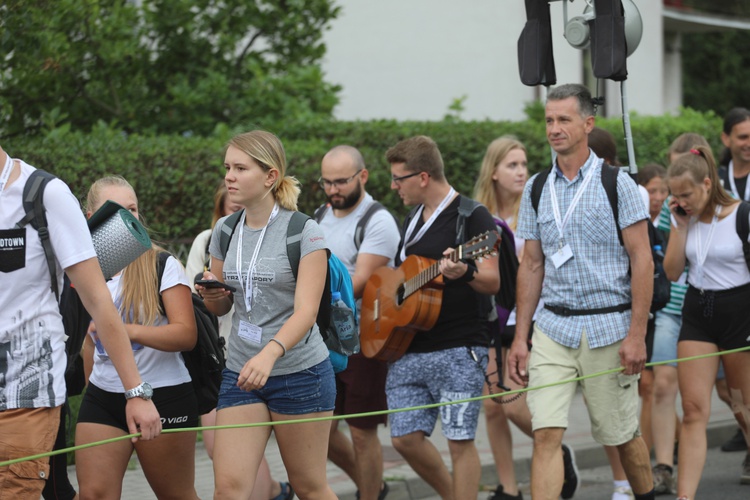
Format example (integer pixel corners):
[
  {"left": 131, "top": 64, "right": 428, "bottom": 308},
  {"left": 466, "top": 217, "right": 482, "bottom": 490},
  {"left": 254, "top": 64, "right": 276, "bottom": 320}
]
[
  {"left": 517, "top": 151, "right": 649, "bottom": 349},
  {"left": 657, "top": 198, "right": 688, "bottom": 316}
]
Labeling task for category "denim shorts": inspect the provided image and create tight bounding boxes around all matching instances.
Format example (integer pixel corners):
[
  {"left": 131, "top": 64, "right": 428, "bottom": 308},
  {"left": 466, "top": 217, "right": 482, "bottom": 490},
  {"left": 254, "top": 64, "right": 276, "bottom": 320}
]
[
  {"left": 652, "top": 311, "right": 681, "bottom": 367},
  {"left": 216, "top": 359, "right": 336, "bottom": 415},
  {"left": 386, "top": 346, "right": 487, "bottom": 441}
]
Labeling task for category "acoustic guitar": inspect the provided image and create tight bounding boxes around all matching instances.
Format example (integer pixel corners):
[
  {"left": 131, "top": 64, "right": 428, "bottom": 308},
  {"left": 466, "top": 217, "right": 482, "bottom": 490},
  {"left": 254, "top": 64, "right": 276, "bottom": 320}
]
[{"left": 360, "top": 231, "right": 498, "bottom": 362}]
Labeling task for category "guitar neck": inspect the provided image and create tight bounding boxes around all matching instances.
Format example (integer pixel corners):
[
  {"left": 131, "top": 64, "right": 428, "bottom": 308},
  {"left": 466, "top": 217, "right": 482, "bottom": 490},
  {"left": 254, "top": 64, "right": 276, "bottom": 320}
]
[
  {"left": 399, "top": 230, "right": 497, "bottom": 301},
  {"left": 402, "top": 248, "right": 462, "bottom": 300},
  {"left": 402, "top": 260, "right": 442, "bottom": 300}
]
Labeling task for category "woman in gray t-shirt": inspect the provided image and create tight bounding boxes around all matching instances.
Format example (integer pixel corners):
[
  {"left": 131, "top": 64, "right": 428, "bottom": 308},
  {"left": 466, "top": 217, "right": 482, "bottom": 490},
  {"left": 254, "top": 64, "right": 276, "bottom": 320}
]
[{"left": 199, "top": 130, "right": 336, "bottom": 500}]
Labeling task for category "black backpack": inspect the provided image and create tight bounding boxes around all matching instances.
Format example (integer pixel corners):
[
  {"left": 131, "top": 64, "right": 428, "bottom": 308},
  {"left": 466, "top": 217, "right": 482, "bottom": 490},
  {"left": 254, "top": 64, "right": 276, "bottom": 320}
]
[
  {"left": 734, "top": 201, "right": 750, "bottom": 272},
  {"left": 157, "top": 252, "right": 226, "bottom": 414},
  {"left": 453, "top": 196, "right": 519, "bottom": 313},
  {"left": 530, "top": 163, "right": 670, "bottom": 312},
  {"left": 15, "top": 169, "right": 90, "bottom": 396}
]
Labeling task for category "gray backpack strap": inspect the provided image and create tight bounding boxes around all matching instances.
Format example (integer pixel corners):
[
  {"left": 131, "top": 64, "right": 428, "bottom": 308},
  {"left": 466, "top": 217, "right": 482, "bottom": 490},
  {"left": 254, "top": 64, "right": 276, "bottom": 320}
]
[
  {"left": 218, "top": 210, "right": 244, "bottom": 260},
  {"left": 313, "top": 204, "right": 328, "bottom": 223},
  {"left": 455, "top": 195, "right": 480, "bottom": 245},
  {"left": 354, "top": 201, "right": 392, "bottom": 250},
  {"left": 16, "top": 169, "right": 59, "bottom": 301},
  {"left": 286, "top": 211, "right": 311, "bottom": 280}
]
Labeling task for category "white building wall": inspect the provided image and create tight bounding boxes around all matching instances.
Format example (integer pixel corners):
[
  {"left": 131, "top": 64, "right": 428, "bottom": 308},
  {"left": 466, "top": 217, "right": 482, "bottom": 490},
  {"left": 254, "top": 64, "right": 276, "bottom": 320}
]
[{"left": 321, "top": 0, "right": 669, "bottom": 121}]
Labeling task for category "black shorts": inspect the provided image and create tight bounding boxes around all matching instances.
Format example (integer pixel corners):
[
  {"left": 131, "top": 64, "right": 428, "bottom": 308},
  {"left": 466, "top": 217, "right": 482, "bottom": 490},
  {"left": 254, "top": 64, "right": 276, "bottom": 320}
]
[
  {"left": 680, "top": 283, "right": 750, "bottom": 350},
  {"left": 78, "top": 382, "right": 200, "bottom": 432},
  {"left": 644, "top": 315, "right": 655, "bottom": 370},
  {"left": 335, "top": 353, "right": 388, "bottom": 429}
]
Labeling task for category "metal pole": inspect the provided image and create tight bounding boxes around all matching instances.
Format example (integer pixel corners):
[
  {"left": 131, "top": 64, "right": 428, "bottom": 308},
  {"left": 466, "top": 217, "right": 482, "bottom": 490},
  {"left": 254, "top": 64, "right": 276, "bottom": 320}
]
[{"left": 620, "top": 79, "right": 637, "bottom": 175}]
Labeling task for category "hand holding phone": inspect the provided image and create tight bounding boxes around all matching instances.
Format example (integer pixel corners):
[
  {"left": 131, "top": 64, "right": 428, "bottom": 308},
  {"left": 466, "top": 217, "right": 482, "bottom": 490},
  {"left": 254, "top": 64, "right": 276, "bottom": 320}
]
[
  {"left": 195, "top": 279, "right": 236, "bottom": 293},
  {"left": 675, "top": 205, "right": 687, "bottom": 216}
]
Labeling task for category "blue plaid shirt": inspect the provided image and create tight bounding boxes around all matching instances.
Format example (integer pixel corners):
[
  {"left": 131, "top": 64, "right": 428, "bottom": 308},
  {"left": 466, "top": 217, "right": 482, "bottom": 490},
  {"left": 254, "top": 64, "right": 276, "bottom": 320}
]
[{"left": 517, "top": 151, "right": 649, "bottom": 349}]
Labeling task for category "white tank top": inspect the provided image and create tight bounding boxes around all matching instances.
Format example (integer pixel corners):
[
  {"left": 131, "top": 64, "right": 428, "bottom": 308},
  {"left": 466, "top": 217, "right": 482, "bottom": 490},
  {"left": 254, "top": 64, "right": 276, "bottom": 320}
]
[{"left": 685, "top": 205, "right": 750, "bottom": 290}]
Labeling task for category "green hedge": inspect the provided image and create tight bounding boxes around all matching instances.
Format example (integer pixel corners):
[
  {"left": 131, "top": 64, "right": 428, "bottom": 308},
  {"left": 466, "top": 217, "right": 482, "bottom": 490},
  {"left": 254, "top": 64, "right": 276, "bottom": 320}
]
[{"left": 7, "top": 109, "right": 721, "bottom": 241}]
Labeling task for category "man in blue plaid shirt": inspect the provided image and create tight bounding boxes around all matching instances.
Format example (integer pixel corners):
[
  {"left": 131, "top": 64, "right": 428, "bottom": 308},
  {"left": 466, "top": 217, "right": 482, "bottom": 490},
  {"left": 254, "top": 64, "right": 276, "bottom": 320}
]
[{"left": 508, "top": 84, "right": 656, "bottom": 500}]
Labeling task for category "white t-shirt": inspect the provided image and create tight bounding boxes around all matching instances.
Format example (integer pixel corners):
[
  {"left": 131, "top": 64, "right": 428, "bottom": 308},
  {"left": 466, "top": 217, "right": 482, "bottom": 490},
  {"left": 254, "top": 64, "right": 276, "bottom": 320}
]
[
  {"left": 685, "top": 204, "right": 750, "bottom": 291},
  {"left": 0, "top": 160, "right": 96, "bottom": 409},
  {"left": 88, "top": 256, "right": 192, "bottom": 392},
  {"left": 316, "top": 193, "right": 400, "bottom": 277}
]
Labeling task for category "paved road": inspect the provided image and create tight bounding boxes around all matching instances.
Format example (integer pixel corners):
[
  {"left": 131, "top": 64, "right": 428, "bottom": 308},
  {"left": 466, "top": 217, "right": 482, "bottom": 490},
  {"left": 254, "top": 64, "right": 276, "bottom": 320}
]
[{"left": 570, "top": 446, "right": 748, "bottom": 500}]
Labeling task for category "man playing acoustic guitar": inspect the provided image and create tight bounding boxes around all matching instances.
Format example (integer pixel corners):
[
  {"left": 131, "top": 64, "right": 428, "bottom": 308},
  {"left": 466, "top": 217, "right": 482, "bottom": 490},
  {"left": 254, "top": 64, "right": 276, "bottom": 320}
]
[{"left": 383, "top": 135, "right": 500, "bottom": 500}]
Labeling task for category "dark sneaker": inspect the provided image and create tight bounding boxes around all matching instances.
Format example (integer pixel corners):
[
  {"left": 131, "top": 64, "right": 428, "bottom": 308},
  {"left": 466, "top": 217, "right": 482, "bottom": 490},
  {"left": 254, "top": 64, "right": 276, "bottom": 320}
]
[
  {"left": 561, "top": 444, "right": 580, "bottom": 499},
  {"left": 742, "top": 454, "right": 750, "bottom": 485},
  {"left": 488, "top": 484, "right": 523, "bottom": 500},
  {"left": 652, "top": 463, "right": 676, "bottom": 495},
  {"left": 722, "top": 428, "right": 747, "bottom": 452}
]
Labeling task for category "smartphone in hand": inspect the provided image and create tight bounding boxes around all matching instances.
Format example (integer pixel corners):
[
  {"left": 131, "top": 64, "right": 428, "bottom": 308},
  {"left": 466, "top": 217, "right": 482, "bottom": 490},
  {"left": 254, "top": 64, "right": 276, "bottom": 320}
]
[
  {"left": 195, "top": 279, "right": 236, "bottom": 293},
  {"left": 675, "top": 205, "right": 687, "bottom": 216}
]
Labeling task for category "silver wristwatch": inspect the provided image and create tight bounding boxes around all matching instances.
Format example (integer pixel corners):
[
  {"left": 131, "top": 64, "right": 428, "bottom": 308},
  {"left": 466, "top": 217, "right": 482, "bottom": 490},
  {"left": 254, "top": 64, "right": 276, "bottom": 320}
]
[{"left": 124, "top": 382, "right": 153, "bottom": 401}]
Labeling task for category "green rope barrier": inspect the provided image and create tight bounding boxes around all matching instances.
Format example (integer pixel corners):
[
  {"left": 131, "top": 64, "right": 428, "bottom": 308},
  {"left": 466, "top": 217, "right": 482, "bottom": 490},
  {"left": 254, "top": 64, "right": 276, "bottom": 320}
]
[{"left": 2, "top": 345, "right": 748, "bottom": 468}]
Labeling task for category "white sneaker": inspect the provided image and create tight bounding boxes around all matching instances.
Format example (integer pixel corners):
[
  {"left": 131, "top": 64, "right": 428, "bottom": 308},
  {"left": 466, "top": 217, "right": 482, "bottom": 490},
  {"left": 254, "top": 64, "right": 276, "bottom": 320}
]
[{"left": 611, "top": 485, "right": 634, "bottom": 500}]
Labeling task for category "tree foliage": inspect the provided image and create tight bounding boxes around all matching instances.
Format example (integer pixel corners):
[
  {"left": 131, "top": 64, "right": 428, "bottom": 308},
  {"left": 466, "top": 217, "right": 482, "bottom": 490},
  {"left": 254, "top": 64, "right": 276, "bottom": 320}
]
[
  {"left": 682, "top": 29, "right": 750, "bottom": 115},
  {"left": 679, "top": 2, "right": 750, "bottom": 114},
  {"left": 0, "top": 0, "right": 341, "bottom": 137}
]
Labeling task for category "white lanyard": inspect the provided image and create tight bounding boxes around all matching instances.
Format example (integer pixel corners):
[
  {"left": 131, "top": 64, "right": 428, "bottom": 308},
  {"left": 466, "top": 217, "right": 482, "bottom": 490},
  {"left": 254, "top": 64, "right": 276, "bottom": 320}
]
[
  {"left": 236, "top": 203, "right": 279, "bottom": 313},
  {"left": 0, "top": 155, "right": 14, "bottom": 200},
  {"left": 548, "top": 159, "right": 600, "bottom": 246},
  {"left": 694, "top": 205, "right": 721, "bottom": 273},
  {"left": 727, "top": 161, "right": 750, "bottom": 201},
  {"left": 399, "top": 187, "right": 456, "bottom": 262}
]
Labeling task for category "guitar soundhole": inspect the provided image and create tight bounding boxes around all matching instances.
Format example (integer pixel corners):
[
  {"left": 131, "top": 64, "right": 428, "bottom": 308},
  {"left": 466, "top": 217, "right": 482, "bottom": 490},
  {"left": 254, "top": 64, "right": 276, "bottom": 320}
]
[{"left": 396, "top": 284, "right": 405, "bottom": 306}]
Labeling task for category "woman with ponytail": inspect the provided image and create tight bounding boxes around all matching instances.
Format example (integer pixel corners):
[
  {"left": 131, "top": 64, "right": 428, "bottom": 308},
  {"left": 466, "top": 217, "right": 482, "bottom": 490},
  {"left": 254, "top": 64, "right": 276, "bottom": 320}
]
[
  {"left": 663, "top": 146, "right": 750, "bottom": 498},
  {"left": 76, "top": 176, "right": 200, "bottom": 500},
  {"left": 200, "top": 130, "right": 335, "bottom": 500}
]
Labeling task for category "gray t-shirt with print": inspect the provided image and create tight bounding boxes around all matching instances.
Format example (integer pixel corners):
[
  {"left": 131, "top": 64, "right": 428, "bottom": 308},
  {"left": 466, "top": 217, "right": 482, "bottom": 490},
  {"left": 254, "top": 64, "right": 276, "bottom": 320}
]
[{"left": 210, "top": 208, "right": 329, "bottom": 375}]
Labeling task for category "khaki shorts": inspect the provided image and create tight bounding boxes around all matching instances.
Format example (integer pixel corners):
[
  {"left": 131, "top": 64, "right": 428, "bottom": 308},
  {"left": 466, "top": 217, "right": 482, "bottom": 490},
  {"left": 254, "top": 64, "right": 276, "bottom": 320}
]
[
  {"left": 0, "top": 406, "right": 61, "bottom": 500},
  {"left": 527, "top": 324, "right": 641, "bottom": 446}
]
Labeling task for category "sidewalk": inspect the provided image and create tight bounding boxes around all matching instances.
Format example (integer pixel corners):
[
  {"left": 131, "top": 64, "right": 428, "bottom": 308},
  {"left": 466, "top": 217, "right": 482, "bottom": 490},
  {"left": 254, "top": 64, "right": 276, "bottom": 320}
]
[{"left": 68, "top": 388, "right": 737, "bottom": 499}]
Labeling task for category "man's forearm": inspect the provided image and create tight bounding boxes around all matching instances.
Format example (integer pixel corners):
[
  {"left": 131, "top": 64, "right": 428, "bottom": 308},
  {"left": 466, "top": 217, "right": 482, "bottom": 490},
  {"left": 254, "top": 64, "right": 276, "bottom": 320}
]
[{"left": 628, "top": 252, "right": 653, "bottom": 338}]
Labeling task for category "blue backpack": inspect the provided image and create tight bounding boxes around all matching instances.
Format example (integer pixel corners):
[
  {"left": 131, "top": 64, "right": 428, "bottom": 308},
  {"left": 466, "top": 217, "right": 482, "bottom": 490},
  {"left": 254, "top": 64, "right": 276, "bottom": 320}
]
[{"left": 218, "top": 210, "right": 358, "bottom": 370}]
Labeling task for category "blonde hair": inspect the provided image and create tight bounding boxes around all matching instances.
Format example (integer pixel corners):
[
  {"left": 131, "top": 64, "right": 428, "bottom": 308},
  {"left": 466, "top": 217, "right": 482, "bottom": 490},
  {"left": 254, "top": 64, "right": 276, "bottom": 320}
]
[
  {"left": 211, "top": 182, "right": 229, "bottom": 228},
  {"left": 667, "top": 145, "right": 735, "bottom": 209},
  {"left": 227, "top": 130, "right": 300, "bottom": 211},
  {"left": 86, "top": 176, "right": 165, "bottom": 326},
  {"left": 472, "top": 136, "right": 526, "bottom": 230}
]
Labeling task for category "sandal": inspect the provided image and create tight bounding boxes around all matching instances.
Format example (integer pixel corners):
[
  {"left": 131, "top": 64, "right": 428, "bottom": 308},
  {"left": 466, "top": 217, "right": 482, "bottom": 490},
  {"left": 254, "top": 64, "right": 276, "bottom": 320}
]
[
  {"left": 355, "top": 481, "right": 389, "bottom": 500},
  {"left": 270, "top": 481, "right": 294, "bottom": 500}
]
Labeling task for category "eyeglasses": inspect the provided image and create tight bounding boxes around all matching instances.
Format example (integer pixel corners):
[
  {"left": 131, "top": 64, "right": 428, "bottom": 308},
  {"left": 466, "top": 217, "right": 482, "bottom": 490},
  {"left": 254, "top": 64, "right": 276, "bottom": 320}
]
[
  {"left": 318, "top": 170, "right": 363, "bottom": 189},
  {"left": 390, "top": 171, "right": 422, "bottom": 185}
]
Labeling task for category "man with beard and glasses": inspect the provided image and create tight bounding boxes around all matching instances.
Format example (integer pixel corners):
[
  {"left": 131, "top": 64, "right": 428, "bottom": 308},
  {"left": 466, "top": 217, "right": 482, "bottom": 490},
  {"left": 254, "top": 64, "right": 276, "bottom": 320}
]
[{"left": 315, "top": 145, "right": 400, "bottom": 500}]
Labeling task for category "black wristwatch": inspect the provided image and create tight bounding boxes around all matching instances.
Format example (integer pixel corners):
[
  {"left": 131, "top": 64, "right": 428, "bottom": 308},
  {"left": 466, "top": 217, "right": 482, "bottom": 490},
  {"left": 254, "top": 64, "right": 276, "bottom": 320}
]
[{"left": 124, "top": 382, "right": 153, "bottom": 401}]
